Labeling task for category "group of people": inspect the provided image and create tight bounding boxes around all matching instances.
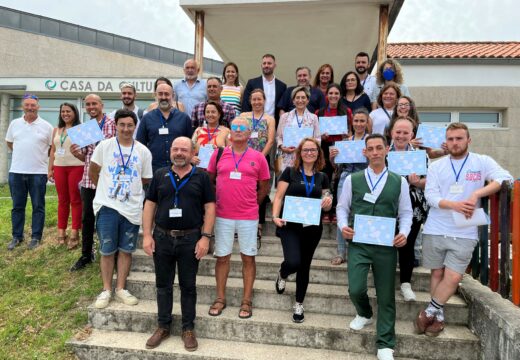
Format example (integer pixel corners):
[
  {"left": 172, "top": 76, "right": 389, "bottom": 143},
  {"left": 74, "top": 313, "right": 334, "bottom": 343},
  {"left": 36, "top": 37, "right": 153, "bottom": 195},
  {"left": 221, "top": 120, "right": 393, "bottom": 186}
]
[{"left": 5, "top": 52, "right": 513, "bottom": 360}]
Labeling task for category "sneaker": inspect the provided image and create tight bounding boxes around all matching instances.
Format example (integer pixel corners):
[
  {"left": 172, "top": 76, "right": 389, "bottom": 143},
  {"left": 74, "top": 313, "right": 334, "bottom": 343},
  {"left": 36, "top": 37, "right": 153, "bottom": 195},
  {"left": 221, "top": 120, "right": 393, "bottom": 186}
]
[
  {"left": 115, "top": 288, "right": 139, "bottom": 305},
  {"left": 377, "top": 348, "right": 394, "bottom": 360},
  {"left": 95, "top": 290, "right": 112, "bottom": 309},
  {"left": 27, "top": 238, "right": 40, "bottom": 250},
  {"left": 7, "top": 238, "right": 23, "bottom": 250},
  {"left": 292, "top": 302, "right": 304, "bottom": 323},
  {"left": 275, "top": 272, "right": 286, "bottom": 294},
  {"left": 400, "top": 282, "right": 416, "bottom": 301},
  {"left": 349, "top": 315, "right": 373, "bottom": 330},
  {"left": 70, "top": 256, "right": 92, "bottom": 272},
  {"left": 414, "top": 310, "right": 434, "bottom": 334},
  {"left": 425, "top": 318, "right": 445, "bottom": 337}
]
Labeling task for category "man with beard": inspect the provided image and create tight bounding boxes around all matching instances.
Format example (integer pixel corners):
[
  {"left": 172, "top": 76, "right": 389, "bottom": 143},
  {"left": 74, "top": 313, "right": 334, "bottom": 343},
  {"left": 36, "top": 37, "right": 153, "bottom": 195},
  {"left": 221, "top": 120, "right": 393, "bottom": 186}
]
[
  {"left": 191, "top": 77, "right": 236, "bottom": 129},
  {"left": 174, "top": 59, "right": 207, "bottom": 117},
  {"left": 70, "top": 94, "right": 116, "bottom": 271},
  {"left": 137, "top": 83, "right": 193, "bottom": 174},
  {"left": 354, "top": 52, "right": 377, "bottom": 107},
  {"left": 142, "top": 136, "right": 215, "bottom": 352},
  {"left": 278, "top": 66, "right": 326, "bottom": 116},
  {"left": 415, "top": 123, "right": 512, "bottom": 338},
  {"left": 109, "top": 83, "right": 144, "bottom": 137},
  {"left": 242, "top": 54, "right": 287, "bottom": 125}
]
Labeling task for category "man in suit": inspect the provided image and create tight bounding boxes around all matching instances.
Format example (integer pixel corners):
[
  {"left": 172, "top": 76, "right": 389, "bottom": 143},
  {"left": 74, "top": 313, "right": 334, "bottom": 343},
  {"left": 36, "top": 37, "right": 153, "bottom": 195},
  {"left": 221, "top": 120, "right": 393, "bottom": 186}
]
[
  {"left": 278, "top": 66, "right": 326, "bottom": 116},
  {"left": 242, "top": 54, "right": 287, "bottom": 126}
]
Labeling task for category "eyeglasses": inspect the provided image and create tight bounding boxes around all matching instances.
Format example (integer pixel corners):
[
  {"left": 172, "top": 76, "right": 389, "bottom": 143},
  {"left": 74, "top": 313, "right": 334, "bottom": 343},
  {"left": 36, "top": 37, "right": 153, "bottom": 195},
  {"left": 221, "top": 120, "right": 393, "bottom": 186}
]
[
  {"left": 23, "top": 93, "right": 39, "bottom": 100},
  {"left": 231, "top": 124, "right": 250, "bottom": 132},
  {"left": 398, "top": 103, "right": 411, "bottom": 108},
  {"left": 302, "top": 148, "right": 318, "bottom": 154}
]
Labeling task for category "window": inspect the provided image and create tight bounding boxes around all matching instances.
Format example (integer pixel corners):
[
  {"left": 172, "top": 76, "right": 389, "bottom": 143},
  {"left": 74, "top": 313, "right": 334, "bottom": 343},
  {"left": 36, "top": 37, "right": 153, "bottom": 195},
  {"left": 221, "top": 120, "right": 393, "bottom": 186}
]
[{"left": 418, "top": 110, "right": 501, "bottom": 128}]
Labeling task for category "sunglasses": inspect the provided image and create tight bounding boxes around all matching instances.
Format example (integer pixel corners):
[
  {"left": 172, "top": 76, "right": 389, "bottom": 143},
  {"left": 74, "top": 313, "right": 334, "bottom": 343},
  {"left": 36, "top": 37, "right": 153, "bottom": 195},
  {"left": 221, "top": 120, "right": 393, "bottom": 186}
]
[
  {"left": 23, "top": 93, "right": 39, "bottom": 100},
  {"left": 231, "top": 124, "right": 250, "bottom": 132}
]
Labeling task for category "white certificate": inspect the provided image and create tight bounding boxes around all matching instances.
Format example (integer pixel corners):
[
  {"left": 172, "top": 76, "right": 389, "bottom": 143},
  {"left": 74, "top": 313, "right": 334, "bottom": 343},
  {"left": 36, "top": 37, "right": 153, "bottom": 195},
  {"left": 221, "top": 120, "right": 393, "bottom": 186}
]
[
  {"left": 282, "top": 196, "right": 322, "bottom": 226},
  {"left": 67, "top": 119, "right": 104, "bottom": 148},
  {"left": 319, "top": 115, "right": 348, "bottom": 135},
  {"left": 198, "top": 145, "right": 215, "bottom": 169},
  {"left": 416, "top": 124, "right": 446, "bottom": 149},
  {"left": 334, "top": 140, "right": 367, "bottom": 164},
  {"left": 387, "top": 150, "right": 427, "bottom": 176},
  {"left": 283, "top": 127, "right": 314, "bottom": 148},
  {"left": 452, "top": 208, "right": 489, "bottom": 227},
  {"left": 353, "top": 214, "right": 396, "bottom": 247}
]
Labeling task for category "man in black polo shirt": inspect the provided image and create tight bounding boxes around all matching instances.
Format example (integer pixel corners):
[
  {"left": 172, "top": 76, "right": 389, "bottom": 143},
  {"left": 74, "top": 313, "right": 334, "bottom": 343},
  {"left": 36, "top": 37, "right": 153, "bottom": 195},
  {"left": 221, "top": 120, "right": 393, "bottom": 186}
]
[{"left": 142, "top": 136, "right": 215, "bottom": 352}]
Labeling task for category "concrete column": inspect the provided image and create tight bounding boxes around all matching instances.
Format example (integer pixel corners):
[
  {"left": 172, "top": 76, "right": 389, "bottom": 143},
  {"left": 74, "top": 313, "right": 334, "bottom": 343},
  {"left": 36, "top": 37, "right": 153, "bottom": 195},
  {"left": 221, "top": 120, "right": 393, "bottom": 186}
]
[
  {"left": 194, "top": 10, "right": 205, "bottom": 76},
  {"left": 0, "top": 93, "right": 10, "bottom": 183}
]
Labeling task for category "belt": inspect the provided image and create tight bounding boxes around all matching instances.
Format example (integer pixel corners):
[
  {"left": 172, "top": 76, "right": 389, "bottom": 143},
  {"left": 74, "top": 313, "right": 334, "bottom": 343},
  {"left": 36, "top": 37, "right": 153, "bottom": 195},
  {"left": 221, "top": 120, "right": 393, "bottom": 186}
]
[{"left": 155, "top": 225, "right": 200, "bottom": 238}]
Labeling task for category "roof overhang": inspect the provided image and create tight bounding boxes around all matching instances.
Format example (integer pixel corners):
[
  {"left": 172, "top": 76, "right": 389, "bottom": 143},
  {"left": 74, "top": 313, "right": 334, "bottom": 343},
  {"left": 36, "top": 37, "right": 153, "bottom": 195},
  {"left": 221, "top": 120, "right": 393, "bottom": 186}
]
[{"left": 180, "top": 0, "right": 403, "bottom": 83}]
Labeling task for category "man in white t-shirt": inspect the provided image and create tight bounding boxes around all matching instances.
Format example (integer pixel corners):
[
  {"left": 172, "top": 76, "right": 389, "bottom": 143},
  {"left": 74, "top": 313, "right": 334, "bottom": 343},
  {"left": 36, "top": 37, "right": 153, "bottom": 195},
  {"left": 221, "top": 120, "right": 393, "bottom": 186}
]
[
  {"left": 354, "top": 51, "right": 377, "bottom": 107},
  {"left": 109, "top": 83, "right": 144, "bottom": 138},
  {"left": 415, "top": 122, "right": 512, "bottom": 337},
  {"left": 88, "top": 109, "right": 153, "bottom": 309},
  {"left": 5, "top": 94, "right": 53, "bottom": 250}
]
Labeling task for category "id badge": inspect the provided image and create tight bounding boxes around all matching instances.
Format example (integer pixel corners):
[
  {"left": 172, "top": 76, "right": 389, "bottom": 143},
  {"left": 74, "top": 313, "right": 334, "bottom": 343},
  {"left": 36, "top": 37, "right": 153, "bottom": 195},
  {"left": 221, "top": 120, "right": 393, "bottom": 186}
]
[
  {"left": 363, "top": 193, "right": 377, "bottom": 204},
  {"left": 119, "top": 175, "right": 131, "bottom": 182},
  {"left": 250, "top": 131, "right": 259, "bottom": 139},
  {"left": 159, "top": 127, "right": 169, "bottom": 135},
  {"left": 169, "top": 208, "right": 182, "bottom": 218},
  {"left": 449, "top": 184, "right": 464, "bottom": 194},
  {"left": 56, "top": 148, "right": 66, "bottom": 156},
  {"left": 230, "top": 171, "right": 242, "bottom": 180}
]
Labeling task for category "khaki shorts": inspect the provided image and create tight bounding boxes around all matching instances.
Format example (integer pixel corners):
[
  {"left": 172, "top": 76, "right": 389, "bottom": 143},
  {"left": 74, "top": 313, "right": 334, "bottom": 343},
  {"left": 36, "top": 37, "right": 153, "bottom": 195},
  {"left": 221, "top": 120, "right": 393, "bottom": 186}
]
[{"left": 422, "top": 234, "right": 478, "bottom": 274}]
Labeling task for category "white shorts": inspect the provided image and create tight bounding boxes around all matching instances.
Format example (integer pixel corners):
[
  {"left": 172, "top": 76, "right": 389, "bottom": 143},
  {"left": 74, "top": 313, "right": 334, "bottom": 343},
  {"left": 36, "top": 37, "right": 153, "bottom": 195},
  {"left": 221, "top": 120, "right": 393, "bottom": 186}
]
[{"left": 214, "top": 217, "right": 259, "bottom": 256}]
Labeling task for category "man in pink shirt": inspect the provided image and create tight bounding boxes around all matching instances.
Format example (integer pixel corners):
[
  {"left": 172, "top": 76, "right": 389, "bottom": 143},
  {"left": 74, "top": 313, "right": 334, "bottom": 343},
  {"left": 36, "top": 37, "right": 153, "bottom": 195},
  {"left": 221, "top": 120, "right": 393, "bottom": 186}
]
[{"left": 207, "top": 117, "right": 270, "bottom": 319}]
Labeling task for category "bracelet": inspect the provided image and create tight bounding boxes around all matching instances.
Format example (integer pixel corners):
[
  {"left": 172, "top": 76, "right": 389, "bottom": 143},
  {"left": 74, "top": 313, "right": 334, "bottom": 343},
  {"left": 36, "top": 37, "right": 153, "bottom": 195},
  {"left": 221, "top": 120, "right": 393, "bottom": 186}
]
[{"left": 201, "top": 232, "right": 213, "bottom": 239}]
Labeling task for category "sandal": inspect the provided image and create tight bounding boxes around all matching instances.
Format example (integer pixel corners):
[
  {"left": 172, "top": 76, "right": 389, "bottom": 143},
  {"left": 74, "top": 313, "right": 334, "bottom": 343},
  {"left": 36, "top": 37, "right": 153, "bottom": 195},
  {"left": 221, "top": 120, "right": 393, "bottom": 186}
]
[
  {"left": 238, "top": 299, "right": 253, "bottom": 319},
  {"left": 68, "top": 236, "right": 79, "bottom": 250},
  {"left": 330, "top": 255, "right": 345, "bottom": 266},
  {"left": 57, "top": 235, "right": 68, "bottom": 246},
  {"left": 208, "top": 298, "right": 227, "bottom": 316}
]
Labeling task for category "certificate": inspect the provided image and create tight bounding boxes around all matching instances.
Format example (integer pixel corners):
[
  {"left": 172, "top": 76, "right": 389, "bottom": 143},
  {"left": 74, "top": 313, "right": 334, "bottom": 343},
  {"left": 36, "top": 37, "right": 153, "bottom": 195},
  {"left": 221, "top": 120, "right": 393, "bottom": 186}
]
[
  {"left": 282, "top": 196, "right": 322, "bottom": 226},
  {"left": 416, "top": 124, "right": 446, "bottom": 149},
  {"left": 334, "top": 140, "right": 366, "bottom": 164},
  {"left": 387, "top": 150, "right": 427, "bottom": 176},
  {"left": 452, "top": 208, "right": 489, "bottom": 227},
  {"left": 67, "top": 119, "right": 104, "bottom": 148},
  {"left": 353, "top": 214, "right": 396, "bottom": 247},
  {"left": 283, "top": 127, "right": 313, "bottom": 148},
  {"left": 319, "top": 115, "right": 348, "bottom": 136},
  {"left": 198, "top": 145, "right": 215, "bottom": 169}
]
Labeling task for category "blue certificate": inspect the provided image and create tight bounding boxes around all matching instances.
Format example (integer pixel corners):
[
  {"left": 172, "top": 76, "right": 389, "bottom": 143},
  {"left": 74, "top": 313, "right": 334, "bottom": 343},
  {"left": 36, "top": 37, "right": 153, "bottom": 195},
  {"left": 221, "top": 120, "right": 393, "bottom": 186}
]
[
  {"left": 416, "top": 124, "right": 446, "bottom": 149},
  {"left": 334, "top": 140, "right": 366, "bottom": 164},
  {"left": 387, "top": 150, "right": 427, "bottom": 176},
  {"left": 319, "top": 115, "right": 348, "bottom": 136},
  {"left": 198, "top": 145, "right": 215, "bottom": 169},
  {"left": 283, "top": 127, "right": 313, "bottom": 147},
  {"left": 67, "top": 119, "right": 104, "bottom": 148},
  {"left": 282, "top": 196, "right": 322, "bottom": 226},
  {"left": 353, "top": 214, "right": 396, "bottom": 247}
]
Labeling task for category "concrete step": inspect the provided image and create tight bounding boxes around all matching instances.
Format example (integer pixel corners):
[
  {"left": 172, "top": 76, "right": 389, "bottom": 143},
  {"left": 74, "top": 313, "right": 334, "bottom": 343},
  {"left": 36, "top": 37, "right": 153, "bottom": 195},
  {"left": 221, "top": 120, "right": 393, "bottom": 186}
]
[
  {"left": 68, "top": 329, "right": 418, "bottom": 359},
  {"left": 131, "top": 250, "right": 434, "bottom": 292},
  {"left": 87, "top": 301, "right": 479, "bottom": 360},
  {"left": 121, "top": 272, "right": 468, "bottom": 324}
]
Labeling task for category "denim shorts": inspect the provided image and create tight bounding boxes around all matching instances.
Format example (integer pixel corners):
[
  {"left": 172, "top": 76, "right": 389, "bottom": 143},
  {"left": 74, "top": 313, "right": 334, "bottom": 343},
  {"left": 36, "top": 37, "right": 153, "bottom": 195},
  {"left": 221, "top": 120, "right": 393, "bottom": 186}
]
[
  {"left": 96, "top": 206, "right": 139, "bottom": 256},
  {"left": 214, "top": 217, "right": 258, "bottom": 256},
  {"left": 422, "top": 234, "right": 478, "bottom": 274}
]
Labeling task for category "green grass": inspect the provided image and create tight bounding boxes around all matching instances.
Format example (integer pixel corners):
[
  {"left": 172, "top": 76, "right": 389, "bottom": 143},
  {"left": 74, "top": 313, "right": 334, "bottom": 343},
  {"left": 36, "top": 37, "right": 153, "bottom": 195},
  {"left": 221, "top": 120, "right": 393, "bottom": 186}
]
[{"left": 0, "top": 184, "right": 101, "bottom": 359}]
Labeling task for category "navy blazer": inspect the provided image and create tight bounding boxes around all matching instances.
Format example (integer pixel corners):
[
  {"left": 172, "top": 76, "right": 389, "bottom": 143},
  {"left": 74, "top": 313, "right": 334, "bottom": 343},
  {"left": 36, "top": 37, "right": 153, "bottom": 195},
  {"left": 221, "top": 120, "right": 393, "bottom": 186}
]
[{"left": 241, "top": 76, "right": 287, "bottom": 122}]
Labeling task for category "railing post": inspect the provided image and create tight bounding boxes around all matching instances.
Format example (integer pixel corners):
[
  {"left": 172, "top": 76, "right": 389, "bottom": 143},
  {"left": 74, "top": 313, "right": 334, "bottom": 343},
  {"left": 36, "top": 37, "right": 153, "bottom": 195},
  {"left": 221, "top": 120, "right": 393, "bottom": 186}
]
[
  {"left": 499, "top": 181, "right": 511, "bottom": 298},
  {"left": 512, "top": 180, "right": 520, "bottom": 305},
  {"left": 489, "top": 193, "right": 500, "bottom": 292},
  {"left": 479, "top": 196, "right": 489, "bottom": 285}
]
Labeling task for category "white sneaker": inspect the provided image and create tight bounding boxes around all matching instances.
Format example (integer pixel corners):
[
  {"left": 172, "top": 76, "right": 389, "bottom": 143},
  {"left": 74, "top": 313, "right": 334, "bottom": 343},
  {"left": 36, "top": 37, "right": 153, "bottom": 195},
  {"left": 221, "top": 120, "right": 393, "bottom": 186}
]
[
  {"left": 95, "top": 290, "right": 112, "bottom": 309},
  {"left": 349, "top": 314, "right": 373, "bottom": 330},
  {"left": 400, "top": 282, "right": 416, "bottom": 301},
  {"left": 377, "top": 348, "right": 394, "bottom": 360},
  {"left": 115, "top": 288, "right": 139, "bottom": 305}
]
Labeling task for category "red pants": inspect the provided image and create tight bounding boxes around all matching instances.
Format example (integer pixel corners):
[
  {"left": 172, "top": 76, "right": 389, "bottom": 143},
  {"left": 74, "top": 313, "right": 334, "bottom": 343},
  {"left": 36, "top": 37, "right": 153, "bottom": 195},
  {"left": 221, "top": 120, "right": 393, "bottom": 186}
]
[{"left": 54, "top": 165, "right": 83, "bottom": 230}]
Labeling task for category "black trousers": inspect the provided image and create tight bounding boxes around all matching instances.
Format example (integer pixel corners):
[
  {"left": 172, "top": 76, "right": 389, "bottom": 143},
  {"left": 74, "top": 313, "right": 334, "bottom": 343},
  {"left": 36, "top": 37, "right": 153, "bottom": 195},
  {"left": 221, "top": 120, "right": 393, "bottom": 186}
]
[
  {"left": 278, "top": 223, "right": 322, "bottom": 303},
  {"left": 80, "top": 187, "right": 96, "bottom": 258},
  {"left": 398, "top": 219, "right": 422, "bottom": 284},
  {"left": 153, "top": 230, "right": 200, "bottom": 331}
]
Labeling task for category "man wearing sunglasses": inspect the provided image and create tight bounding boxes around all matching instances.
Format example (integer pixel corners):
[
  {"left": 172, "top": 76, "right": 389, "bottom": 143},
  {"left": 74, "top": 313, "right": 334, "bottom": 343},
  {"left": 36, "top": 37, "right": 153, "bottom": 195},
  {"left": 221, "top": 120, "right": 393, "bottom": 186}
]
[
  {"left": 6, "top": 94, "right": 54, "bottom": 250},
  {"left": 206, "top": 117, "right": 270, "bottom": 319}
]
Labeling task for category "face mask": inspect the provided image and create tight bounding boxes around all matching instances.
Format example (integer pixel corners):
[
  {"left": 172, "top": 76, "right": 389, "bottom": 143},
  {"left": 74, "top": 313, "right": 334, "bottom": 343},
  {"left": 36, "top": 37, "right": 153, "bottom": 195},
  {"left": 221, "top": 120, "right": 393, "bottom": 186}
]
[{"left": 382, "top": 68, "right": 395, "bottom": 81}]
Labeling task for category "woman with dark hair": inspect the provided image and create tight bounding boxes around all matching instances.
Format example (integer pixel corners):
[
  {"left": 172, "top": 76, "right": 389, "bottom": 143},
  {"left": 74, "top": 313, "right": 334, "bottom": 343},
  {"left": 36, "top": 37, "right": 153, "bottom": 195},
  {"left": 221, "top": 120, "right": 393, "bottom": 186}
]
[
  {"left": 221, "top": 62, "right": 243, "bottom": 116},
  {"left": 369, "top": 83, "right": 401, "bottom": 135},
  {"left": 313, "top": 64, "right": 334, "bottom": 97},
  {"left": 192, "top": 100, "right": 230, "bottom": 161},
  {"left": 373, "top": 59, "right": 410, "bottom": 100},
  {"left": 340, "top": 71, "right": 372, "bottom": 113},
  {"left": 272, "top": 137, "right": 332, "bottom": 323},
  {"left": 48, "top": 103, "right": 84, "bottom": 249},
  {"left": 146, "top": 76, "right": 185, "bottom": 113}
]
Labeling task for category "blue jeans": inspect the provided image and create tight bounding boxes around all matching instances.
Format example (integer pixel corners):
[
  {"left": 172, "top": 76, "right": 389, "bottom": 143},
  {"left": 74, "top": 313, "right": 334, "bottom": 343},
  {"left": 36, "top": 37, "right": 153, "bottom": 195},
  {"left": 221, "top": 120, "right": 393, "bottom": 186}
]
[
  {"left": 8, "top": 173, "right": 47, "bottom": 241},
  {"left": 95, "top": 206, "right": 139, "bottom": 256}
]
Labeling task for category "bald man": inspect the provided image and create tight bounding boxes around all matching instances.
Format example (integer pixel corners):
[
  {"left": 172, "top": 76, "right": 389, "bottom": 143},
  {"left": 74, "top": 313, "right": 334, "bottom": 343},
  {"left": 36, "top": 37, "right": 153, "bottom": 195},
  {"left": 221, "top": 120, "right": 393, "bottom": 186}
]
[
  {"left": 70, "top": 94, "right": 117, "bottom": 271},
  {"left": 174, "top": 59, "right": 207, "bottom": 116},
  {"left": 137, "top": 84, "right": 193, "bottom": 173}
]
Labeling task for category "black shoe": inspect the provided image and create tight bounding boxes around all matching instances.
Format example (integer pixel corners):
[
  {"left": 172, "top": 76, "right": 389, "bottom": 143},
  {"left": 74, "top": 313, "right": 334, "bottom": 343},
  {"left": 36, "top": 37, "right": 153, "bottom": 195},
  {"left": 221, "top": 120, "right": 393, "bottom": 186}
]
[
  {"left": 27, "top": 238, "right": 40, "bottom": 250},
  {"left": 413, "top": 259, "right": 420, "bottom": 268},
  {"left": 70, "top": 256, "right": 92, "bottom": 272},
  {"left": 292, "top": 302, "right": 304, "bottom": 323},
  {"left": 275, "top": 272, "right": 286, "bottom": 294},
  {"left": 7, "top": 238, "right": 23, "bottom": 250}
]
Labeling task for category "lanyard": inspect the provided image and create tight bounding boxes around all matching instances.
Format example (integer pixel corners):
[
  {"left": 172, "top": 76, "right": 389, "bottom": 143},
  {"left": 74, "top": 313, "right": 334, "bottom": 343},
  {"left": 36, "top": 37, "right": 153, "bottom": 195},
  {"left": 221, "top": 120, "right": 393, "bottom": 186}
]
[
  {"left": 295, "top": 111, "right": 304, "bottom": 128},
  {"left": 389, "top": 143, "right": 409, "bottom": 151},
  {"left": 207, "top": 126, "right": 218, "bottom": 142},
  {"left": 168, "top": 166, "right": 196, "bottom": 208},
  {"left": 252, "top": 112, "right": 264, "bottom": 131},
  {"left": 59, "top": 129, "right": 68, "bottom": 147},
  {"left": 301, "top": 167, "right": 315, "bottom": 197},
  {"left": 450, "top": 153, "right": 470, "bottom": 183},
  {"left": 367, "top": 168, "right": 388, "bottom": 193},
  {"left": 160, "top": 112, "right": 170, "bottom": 128},
  {"left": 351, "top": 132, "right": 367, "bottom": 141},
  {"left": 231, "top": 147, "right": 248, "bottom": 171},
  {"left": 97, "top": 115, "right": 106, "bottom": 130},
  {"left": 382, "top": 108, "right": 392, "bottom": 120},
  {"left": 116, "top": 138, "right": 135, "bottom": 174}
]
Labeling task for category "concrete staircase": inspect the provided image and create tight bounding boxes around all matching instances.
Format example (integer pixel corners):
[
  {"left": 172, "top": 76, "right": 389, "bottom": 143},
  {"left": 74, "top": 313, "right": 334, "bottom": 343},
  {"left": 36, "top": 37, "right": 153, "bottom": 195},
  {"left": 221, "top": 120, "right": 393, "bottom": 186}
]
[{"left": 69, "top": 221, "right": 481, "bottom": 359}]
